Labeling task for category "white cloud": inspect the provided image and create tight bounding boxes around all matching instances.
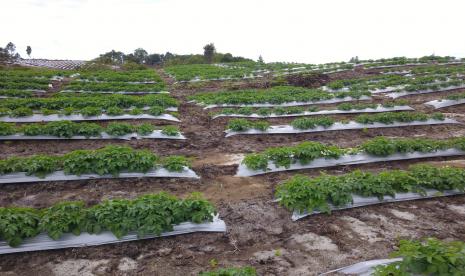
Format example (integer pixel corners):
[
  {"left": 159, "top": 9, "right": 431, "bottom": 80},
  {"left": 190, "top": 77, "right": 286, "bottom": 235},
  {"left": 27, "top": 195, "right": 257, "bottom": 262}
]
[{"left": 1, "top": 0, "right": 464, "bottom": 63}]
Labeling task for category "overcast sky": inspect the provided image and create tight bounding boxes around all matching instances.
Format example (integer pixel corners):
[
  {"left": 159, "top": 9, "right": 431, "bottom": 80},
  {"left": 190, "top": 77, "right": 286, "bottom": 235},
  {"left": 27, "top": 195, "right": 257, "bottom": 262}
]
[{"left": 2, "top": 0, "right": 464, "bottom": 64}]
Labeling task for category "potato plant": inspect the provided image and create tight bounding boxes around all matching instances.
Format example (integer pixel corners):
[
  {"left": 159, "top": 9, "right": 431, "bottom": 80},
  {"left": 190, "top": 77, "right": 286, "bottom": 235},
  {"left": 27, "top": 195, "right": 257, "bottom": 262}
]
[
  {"left": 276, "top": 164, "right": 465, "bottom": 214},
  {"left": 374, "top": 238, "right": 465, "bottom": 275},
  {"left": 0, "top": 192, "right": 215, "bottom": 247},
  {"left": 242, "top": 136, "right": 465, "bottom": 170},
  {"left": 0, "top": 145, "right": 191, "bottom": 177},
  {"left": 190, "top": 86, "right": 370, "bottom": 105},
  {"left": 0, "top": 94, "right": 178, "bottom": 117}
]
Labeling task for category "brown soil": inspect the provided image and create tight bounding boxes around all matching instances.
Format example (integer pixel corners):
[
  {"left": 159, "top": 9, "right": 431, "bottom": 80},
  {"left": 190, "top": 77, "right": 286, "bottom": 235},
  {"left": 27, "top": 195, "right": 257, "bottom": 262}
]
[{"left": 1, "top": 66, "right": 465, "bottom": 276}]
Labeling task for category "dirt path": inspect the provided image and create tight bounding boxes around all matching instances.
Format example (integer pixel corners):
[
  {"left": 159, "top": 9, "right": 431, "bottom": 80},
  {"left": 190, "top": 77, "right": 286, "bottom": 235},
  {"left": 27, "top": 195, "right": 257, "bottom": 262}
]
[{"left": 1, "top": 68, "right": 465, "bottom": 276}]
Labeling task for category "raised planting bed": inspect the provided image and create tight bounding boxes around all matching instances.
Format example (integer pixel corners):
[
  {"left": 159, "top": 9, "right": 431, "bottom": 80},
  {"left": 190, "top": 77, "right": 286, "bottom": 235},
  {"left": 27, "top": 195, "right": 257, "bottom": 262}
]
[
  {"left": 75, "top": 69, "right": 164, "bottom": 83},
  {"left": 0, "top": 192, "right": 225, "bottom": 254},
  {"left": 225, "top": 112, "right": 457, "bottom": 137},
  {"left": 0, "top": 113, "right": 179, "bottom": 123},
  {"left": 0, "top": 122, "right": 184, "bottom": 140},
  {"left": 0, "top": 94, "right": 178, "bottom": 122},
  {"left": 213, "top": 102, "right": 413, "bottom": 119},
  {"left": 0, "top": 67, "right": 72, "bottom": 78},
  {"left": 0, "top": 145, "right": 198, "bottom": 184},
  {"left": 0, "top": 79, "right": 51, "bottom": 91},
  {"left": 385, "top": 83, "right": 465, "bottom": 98},
  {"left": 0, "top": 90, "right": 35, "bottom": 98},
  {"left": 274, "top": 164, "right": 465, "bottom": 220},
  {"left": 64, "top": 80, "right": 166, "bottom": 93},
  {"left": 425, "top": 92, "right": 465, "bottom": 109},
  {"left": 237, "top": 136, "right": 465, "bottom": 176},
  {"left": 189, "top": 86, "right": 371, "bottom": 109},
  {"left": 357, "top": 55, "right": 462, "bottom": 68}
]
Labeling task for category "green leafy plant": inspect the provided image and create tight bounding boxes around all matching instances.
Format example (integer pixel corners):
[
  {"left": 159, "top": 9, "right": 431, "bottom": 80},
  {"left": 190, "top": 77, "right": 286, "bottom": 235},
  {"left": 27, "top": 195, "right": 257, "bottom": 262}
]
[
  {"left": 374, "top": 238, "right": 465, "bottom": 276},
  {"left": 161, "top": 125, "right": 180, "bottom": 136},
  {"left": 162, "top": 156, "right": 190, "bottom": 172},
  {"left": 106, "top": 106, "right": 124, "bottom": 116},
  {"left": 136, "top": 123, "right": 155, "bottom": 135},
  {"left": 0, "top": 122, "right": 16, "bottom": 136},
  {"left": 9, "top": 107, "right": 33, "bottom": 117},
  {"left": 291, "top": 117, "right": 335, "bottom": 130},
  {"left": 106, "top": 122, "right": 134, "bottom": 136},
  {"left": 0, "top": 207, "right": 41, "bottom": 247},
  {"left": 80, "top": 106, "right": 102, "bottom": 117}
]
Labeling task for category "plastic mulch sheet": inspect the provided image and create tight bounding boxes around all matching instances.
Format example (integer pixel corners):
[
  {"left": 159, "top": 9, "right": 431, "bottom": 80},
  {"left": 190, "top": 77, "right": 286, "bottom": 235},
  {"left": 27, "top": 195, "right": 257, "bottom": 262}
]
[
  {"left": 0, "top": 167, "right": 200, "bottom": 184},
  {"left": 236, "top": 149, "right": 465, "bottom": 177},
  {"left": 0, "top": 113, "right": 180, "bottom": 123},
  {"left": 292, "top": 189, "right": 464, "bottom": 221},
  {"left": 61, "top": 90, "right": 169, "bottom": 95},
  {"left": 225, "top": 118, "right": 460, "bottom": 137},
  {"left": 0, "top": 130, "right": 186, "bottom": 141},
  {"left": 425, "top": 99, "right": 465, "bottom": 109},
  {"left": 319, "top": 258, "right": 403, "bottom": 276},
  {"left": 197, "top": 95, "right": 372, "bottom": 109},
  {"left": 384, "top": 85, "right": 465, "bottom": 98},
  {"left": 0, "top": 216, "right": 226, "bottom": 254},
  {"left": 213, "top": 106, "right": 414, "bottom": 119}
]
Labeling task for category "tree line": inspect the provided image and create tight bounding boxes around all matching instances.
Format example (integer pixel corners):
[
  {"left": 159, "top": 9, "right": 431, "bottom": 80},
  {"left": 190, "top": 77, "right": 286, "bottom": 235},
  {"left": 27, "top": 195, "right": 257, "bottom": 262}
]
[{"left": 93, "top": 43, "right": 253, "bottom": 66}]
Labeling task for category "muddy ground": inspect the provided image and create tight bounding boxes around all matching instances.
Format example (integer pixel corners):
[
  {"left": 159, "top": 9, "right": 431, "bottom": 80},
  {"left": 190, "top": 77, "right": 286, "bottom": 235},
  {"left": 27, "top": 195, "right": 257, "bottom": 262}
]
[{"left": 1, "top": 66, "right": 465, "bottom": 276}]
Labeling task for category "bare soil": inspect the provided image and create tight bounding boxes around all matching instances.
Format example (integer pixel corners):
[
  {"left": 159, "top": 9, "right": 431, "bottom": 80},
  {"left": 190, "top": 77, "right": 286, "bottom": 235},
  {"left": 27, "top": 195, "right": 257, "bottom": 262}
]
[{"left": 1, "top": 66, "right": 465, "bottom": 276}]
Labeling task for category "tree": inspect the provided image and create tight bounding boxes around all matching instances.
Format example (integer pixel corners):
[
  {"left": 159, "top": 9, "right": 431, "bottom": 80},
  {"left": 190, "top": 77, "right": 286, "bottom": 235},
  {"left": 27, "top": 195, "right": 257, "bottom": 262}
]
[
  {"left": 94, "top": 50, "right": 125, "bottom": 64},
  {"left": 258, "top": 55, "right": 264, "bottom": 63},
  {"left": 26, "top": 46, "right": 32, "bottom": 58},
  {"left": 349, "top": 56, "right": 359, "bottom": 63},
  {"left": 203, "top": 43, "right": 216, "bottom": 63},
  {"left": 133, "top": 48, "right": 148, "bottom": 64},
  {"left": 146, "top": 53, "right": 163, "bottom": 65},
  {"left": 0, "top": 42, "right": 20, "bottom": 62},
  {"left": 5, "top": 42, "right": 16, "bottom": 56},
  {"left": 220, "top": 53, "right": 234, "bottom": 62}
]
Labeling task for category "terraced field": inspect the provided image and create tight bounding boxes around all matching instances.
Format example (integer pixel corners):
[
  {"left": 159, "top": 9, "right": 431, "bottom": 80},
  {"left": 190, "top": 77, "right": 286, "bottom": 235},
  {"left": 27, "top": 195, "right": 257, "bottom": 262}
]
[{"left": 2, "top": 58, "right": 465, "bottom": 275}]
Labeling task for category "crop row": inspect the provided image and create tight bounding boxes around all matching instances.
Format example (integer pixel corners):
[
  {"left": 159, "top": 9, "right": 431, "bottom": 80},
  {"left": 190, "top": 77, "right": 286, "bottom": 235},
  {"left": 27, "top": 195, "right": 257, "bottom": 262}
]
[
  {"left": 385, "top": 64, "right": 465, "bottom": 75},
  {"left": 0, "top": 145, "right": 191, "bottom": 177},
  {"left": 0, "top": 93, "right": 177, "bottom": 111},
  {"left": 276, "top": 164, "right": 465, "bottom": 214},
  {"left": 0, "top": 90, "right": 34, "bottom": 98},
  {"left": 76, "top": 69, "right": 163, "bottom": 82},
  {"left": 0, "top": 75, "right": 51, "bottom": 84},
  {"left": 0, "top": 81, "right": 49, "bottom": 91},
  {"left": 165, "top": 64, "right": 255, "bottom": 81},
  {"left": 327, "top": 74, "right": 463, "bottom": 93},
  {"left": 0, "top": 67, "right": 71, "bottom": 78},
  {"left": 242, "top": 136, "right": 465, "bottom": 171},
  {"left": 216, "top": 101, "right": 408, "bottom": 116},
  {"left": 190, "top": 86, "right": 370, "bottom": 105},
  {"left": 165, "top": 62, "right": 354, "bottom": 82},
  {"left": 0, "top": 105, "right": 172, "bottom": 118},
  {"left": 446, "top": 92, "right": 465, "bottom": 101},
  {"left": 400, "top": 78, "right": 465, "bottom": 93},
  {"left": 64, "top": 81, "right": 166, "bottom": 92},
  {"left": 227, "top": 112, "right": 445, "bottom": 132},
  {"left": 0, "top": 121, "right": 180, "bottom": 138},
  {"left": 359, "top": 55, "right": 461, "bottom": 68},
  {"left": 0, "top": 192, "right": 215, "bottom": 247}
]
